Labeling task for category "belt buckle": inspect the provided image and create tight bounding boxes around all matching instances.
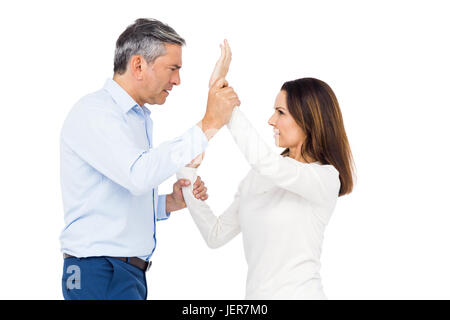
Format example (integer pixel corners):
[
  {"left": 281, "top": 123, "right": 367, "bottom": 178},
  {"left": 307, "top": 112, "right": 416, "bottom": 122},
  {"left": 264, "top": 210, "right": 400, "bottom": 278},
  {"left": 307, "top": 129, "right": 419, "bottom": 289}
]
[{"left": 146, "top": 260, "right": 152, "bottom": 272}]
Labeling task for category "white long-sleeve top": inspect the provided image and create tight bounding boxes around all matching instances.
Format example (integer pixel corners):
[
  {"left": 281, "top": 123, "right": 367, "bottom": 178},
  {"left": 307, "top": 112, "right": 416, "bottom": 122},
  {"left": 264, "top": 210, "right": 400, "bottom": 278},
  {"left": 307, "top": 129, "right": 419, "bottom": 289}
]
[{"left": 176, "top": 107, "right": 341, "bottom": 299}]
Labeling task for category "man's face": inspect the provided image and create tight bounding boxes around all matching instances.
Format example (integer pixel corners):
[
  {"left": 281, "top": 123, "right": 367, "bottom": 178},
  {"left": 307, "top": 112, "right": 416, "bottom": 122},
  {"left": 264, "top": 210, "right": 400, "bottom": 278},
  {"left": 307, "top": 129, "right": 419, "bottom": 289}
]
[{"left": 140, "top": 43, "right": 182, "bottom": 105}]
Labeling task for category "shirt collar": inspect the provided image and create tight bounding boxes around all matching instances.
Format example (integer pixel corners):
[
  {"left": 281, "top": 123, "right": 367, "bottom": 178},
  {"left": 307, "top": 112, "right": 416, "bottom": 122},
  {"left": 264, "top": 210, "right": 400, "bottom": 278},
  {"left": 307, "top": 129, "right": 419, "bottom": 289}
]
[
  {"left": 141, "top": 104, "right": 151, "bottom": 116},
  {"left": 103, "top": 78, "right": 142, "bottom": 115}
]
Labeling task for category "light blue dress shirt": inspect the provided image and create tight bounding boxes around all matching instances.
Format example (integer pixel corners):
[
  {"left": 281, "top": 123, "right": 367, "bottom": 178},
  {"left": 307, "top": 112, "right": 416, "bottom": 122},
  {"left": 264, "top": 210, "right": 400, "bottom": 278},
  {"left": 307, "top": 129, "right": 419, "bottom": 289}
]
[{"left": 60, "top": 78, "right": 208, "bottom": 261}]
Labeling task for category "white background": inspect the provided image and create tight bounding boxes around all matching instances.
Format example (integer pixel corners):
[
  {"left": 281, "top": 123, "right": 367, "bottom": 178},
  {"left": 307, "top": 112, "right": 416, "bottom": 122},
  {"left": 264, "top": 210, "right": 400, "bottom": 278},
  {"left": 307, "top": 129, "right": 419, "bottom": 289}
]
[{"left": 0, "top": 0, "right": 449, "bottom": 299}]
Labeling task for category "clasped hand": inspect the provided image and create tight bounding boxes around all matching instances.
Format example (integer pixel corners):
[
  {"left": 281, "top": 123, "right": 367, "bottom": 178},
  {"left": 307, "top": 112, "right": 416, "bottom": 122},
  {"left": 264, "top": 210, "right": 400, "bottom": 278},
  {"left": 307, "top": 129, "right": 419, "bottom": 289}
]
[
  {"left": 167, "top": 176, "right": 208, "bottom": 212},
  {"left": 170, "top": 40, "right": 236, "bottom": 211},
  {"left": 188, "top": 39, "right": 237, "bottom": 169}
]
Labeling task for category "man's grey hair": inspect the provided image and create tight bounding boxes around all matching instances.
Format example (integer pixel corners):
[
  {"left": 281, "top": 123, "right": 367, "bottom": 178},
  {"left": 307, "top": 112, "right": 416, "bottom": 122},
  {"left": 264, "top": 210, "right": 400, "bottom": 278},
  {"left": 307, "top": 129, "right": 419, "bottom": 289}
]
[{"left": 114, "top": 18, "right": 185, "bottom": 75}]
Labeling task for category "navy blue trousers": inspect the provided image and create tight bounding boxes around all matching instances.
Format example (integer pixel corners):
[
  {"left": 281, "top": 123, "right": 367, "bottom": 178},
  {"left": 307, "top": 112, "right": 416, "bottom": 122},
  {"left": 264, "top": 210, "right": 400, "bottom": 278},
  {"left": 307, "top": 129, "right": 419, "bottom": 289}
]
[{"left": 62, "top": 256, "right": 147, "bottom": 300}]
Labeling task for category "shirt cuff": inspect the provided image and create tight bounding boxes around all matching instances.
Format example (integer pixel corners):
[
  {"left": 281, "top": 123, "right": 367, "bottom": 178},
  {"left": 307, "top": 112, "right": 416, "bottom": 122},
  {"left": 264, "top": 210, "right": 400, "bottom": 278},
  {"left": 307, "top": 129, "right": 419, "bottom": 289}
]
[
  {"left": 169, "top": 125, "right": 209, "bottom": 169},
  {"left": 157, "top": 194, "right": 171, "bottom": 221},
  {"left": 192, "top": 124, "right": 209, "bottom": 149},
  {"left": 226, "top": 106, "right": 240, "bottom": 130}
]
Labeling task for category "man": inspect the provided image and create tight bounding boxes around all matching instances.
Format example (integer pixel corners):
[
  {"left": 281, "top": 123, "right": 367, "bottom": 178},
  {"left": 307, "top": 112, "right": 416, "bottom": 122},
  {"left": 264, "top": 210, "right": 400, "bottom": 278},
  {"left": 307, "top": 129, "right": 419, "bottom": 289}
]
[{"left": 59, "top": 18, "right": 240, "bottom": 300}]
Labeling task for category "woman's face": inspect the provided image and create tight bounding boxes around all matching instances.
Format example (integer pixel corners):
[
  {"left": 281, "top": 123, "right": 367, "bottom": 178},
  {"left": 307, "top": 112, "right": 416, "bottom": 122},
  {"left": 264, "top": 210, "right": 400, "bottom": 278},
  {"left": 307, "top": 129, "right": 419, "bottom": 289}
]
[{"left": 268, "top": 90, "right": 306, "bottom": 149}]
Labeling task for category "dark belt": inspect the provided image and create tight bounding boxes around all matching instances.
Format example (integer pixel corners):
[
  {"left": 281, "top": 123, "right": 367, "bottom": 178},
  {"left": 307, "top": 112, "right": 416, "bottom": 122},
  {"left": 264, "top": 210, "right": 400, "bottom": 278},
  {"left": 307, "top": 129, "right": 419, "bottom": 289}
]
[{"left": 63, "top": 253, "right": 152, "bottom": 272}]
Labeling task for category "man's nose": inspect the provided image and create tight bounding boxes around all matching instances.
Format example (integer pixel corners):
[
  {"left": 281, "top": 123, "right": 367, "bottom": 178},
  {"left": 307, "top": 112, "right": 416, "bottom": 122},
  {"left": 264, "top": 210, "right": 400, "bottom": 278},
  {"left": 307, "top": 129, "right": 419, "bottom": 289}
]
[{"left": 171, "top": 71, "right": 181, "bottom": 86}]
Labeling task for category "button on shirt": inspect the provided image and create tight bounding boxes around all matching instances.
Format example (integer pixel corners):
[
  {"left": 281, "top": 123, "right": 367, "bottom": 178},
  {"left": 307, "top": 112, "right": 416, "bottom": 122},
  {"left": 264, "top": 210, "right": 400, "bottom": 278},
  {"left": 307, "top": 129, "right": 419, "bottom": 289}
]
[{"left": 59, "top": 78, "right": 208, "bottom": 261}]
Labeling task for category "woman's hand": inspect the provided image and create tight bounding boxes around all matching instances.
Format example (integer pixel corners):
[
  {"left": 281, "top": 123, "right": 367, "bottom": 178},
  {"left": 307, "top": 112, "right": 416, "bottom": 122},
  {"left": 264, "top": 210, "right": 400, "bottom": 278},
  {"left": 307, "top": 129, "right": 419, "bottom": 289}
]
[{"left": 209, "top": 39, "right": 232, "bottom": 88}]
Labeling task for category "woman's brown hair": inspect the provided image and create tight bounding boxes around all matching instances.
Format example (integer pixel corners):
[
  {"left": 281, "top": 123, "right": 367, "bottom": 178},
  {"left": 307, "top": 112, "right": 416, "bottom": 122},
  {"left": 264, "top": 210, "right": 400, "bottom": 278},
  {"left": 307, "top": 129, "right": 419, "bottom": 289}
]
[{"left": 280, "top": 78, "right": 355, "bottom": 196}]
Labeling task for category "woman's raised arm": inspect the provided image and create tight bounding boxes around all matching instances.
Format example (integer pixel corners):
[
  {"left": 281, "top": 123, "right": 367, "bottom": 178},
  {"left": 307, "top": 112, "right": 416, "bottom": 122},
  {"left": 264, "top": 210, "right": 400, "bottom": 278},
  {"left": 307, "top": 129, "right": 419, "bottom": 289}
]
[{"left": 227, "top": 108, "right": 340, "bottom": 206}]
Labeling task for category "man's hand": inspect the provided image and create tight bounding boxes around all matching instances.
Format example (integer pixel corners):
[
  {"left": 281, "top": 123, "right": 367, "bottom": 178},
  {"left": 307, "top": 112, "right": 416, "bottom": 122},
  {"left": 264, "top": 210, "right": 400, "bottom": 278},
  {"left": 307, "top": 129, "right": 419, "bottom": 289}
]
[
  {"left": 192, "top": 176, "right": 208, "bottom": 200},
  {"left": 166, "top": 176, "right": 209, "bottom": 212},
  {"left": 200, "top": 78, "right": 240, "bottom": 139}
]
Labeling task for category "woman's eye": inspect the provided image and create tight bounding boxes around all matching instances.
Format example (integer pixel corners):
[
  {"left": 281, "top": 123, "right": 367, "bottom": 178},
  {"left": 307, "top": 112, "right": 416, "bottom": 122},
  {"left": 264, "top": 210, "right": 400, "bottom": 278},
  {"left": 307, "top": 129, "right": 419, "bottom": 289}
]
[{"left": 277, "top": 110, "right": 284, "bottom": 115}]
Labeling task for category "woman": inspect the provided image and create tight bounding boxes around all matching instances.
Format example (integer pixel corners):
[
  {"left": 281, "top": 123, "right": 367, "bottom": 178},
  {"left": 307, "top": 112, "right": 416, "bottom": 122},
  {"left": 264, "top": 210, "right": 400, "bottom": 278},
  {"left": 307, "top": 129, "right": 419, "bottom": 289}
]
[{"left": 177, "top": 41, "right": 355, "bottom": 299}]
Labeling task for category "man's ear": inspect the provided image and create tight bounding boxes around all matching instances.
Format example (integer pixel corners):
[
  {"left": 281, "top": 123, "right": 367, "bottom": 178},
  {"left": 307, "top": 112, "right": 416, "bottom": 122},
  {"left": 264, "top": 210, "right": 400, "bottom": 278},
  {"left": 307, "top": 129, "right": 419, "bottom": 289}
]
[{"left": 129, "top": 55, "right": 145, "bottom": 80}]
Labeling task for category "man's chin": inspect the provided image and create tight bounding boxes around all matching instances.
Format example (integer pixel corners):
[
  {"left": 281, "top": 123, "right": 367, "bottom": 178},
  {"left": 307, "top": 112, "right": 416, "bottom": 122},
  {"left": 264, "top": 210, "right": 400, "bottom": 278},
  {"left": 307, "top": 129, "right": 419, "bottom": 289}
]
[
  {"left": 156, "top": 91, "right": 170, "bottom": 105},
  {"left": 146, "top": 92, "right": 168, "bottom": 105},
  {"left": 150, "top": 97, "right": 167, "bottom": 105},
  {"left": 157, "top": 98, "right": 167, "bottom": 105}
]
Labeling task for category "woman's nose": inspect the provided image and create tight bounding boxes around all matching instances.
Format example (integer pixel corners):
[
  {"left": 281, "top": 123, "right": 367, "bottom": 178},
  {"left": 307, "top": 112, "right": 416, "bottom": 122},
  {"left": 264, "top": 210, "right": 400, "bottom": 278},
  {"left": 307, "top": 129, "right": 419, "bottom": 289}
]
[{"left": 268, "top": 114, "right": 276, "bottom": 126}]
